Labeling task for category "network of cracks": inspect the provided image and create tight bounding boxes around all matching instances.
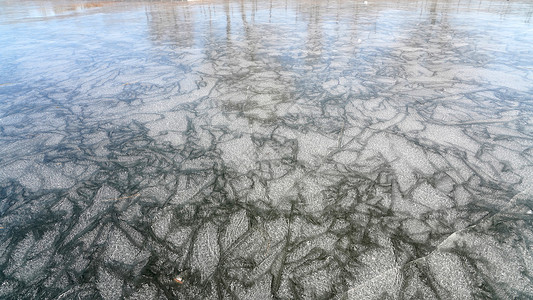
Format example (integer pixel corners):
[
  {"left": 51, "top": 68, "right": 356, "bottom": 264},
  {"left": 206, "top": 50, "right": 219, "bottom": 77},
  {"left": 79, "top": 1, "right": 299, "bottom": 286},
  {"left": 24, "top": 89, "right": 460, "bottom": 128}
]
[{"left": 0, "top": 0, "right": 532, "bottom": 299}]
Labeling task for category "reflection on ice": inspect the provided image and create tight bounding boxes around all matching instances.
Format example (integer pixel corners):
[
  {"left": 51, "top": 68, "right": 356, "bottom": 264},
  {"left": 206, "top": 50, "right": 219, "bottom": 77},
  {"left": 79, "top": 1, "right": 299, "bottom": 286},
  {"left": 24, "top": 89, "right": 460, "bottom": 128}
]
[{"left": 0, "top": 0, "right": 533, "bottom": 299}]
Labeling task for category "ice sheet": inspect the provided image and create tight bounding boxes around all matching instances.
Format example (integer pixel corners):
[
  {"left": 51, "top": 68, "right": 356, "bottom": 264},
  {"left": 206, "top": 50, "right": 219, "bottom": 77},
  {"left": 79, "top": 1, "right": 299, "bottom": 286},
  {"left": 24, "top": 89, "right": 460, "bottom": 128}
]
[{"left": 0, "top": 0, "right": 532, "bottom": 298}]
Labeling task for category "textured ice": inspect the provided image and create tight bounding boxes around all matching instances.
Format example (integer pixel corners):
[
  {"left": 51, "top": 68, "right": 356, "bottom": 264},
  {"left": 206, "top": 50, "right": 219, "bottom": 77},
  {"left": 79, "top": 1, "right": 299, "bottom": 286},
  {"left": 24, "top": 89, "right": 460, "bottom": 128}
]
[
  {"left": 97, "top": 267, "right": 123, "bottom": 300},
  {"left": 152, "top": 210, "right": 173, "bottom": 240},
  {"left": 126, "top": 284, "right": 158, "bottom": 300},
  {"left": 1, "top": 0, "right": 533, "bottom": 298},
  {"left": 105, "top": 227, "right": 149, "bottom": 266},
  {"left": 222, "top": 209, "right": 249, "bottom": 250},
  {"left": 411, "top": 182, "right": 454, "bottom": 210},
  {"left": 219, "top": 135, "right": 256, "bottom": 173},
  {"left": 191, "top": 223, "right": 220, "bottom": 280}
]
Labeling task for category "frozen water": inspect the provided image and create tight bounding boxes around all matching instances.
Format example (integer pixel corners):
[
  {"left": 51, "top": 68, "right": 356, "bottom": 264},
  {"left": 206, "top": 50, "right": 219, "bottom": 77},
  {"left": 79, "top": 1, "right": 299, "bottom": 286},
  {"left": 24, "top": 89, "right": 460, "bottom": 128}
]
[
  {"left": 1, "top": 0, "right": 532, "bottom": 298},
  {"left": 97, "top": 267, "right": 123, "bottom": 300}
]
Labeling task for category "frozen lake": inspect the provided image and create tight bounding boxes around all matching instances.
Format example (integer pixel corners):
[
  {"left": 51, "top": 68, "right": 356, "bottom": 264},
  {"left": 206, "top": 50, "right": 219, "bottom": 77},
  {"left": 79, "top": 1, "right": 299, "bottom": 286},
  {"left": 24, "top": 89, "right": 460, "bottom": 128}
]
[{"left": 1, "top": 0, "right": 532, "bottom": 298}]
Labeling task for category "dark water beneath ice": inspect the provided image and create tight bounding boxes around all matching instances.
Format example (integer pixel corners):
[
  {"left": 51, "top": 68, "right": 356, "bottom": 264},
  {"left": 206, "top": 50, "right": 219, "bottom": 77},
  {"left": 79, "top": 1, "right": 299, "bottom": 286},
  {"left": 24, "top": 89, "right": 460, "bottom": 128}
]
[{"left": 1, "top": 0, "right": 533, "bottom": 299}]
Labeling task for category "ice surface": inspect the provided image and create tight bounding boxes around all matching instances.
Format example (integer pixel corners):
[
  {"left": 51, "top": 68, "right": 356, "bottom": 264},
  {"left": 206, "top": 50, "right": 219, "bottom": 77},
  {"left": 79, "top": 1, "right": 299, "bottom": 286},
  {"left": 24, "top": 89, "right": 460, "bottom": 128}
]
[
  {"left": 191, "top": 223, "right": 219, "bottom": 280},
  {"left": 97, "top": 267, "right": 123, "bottom": 300},
  {"left": 1, "top": 0, "right": 532, "bottom": 298}
]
